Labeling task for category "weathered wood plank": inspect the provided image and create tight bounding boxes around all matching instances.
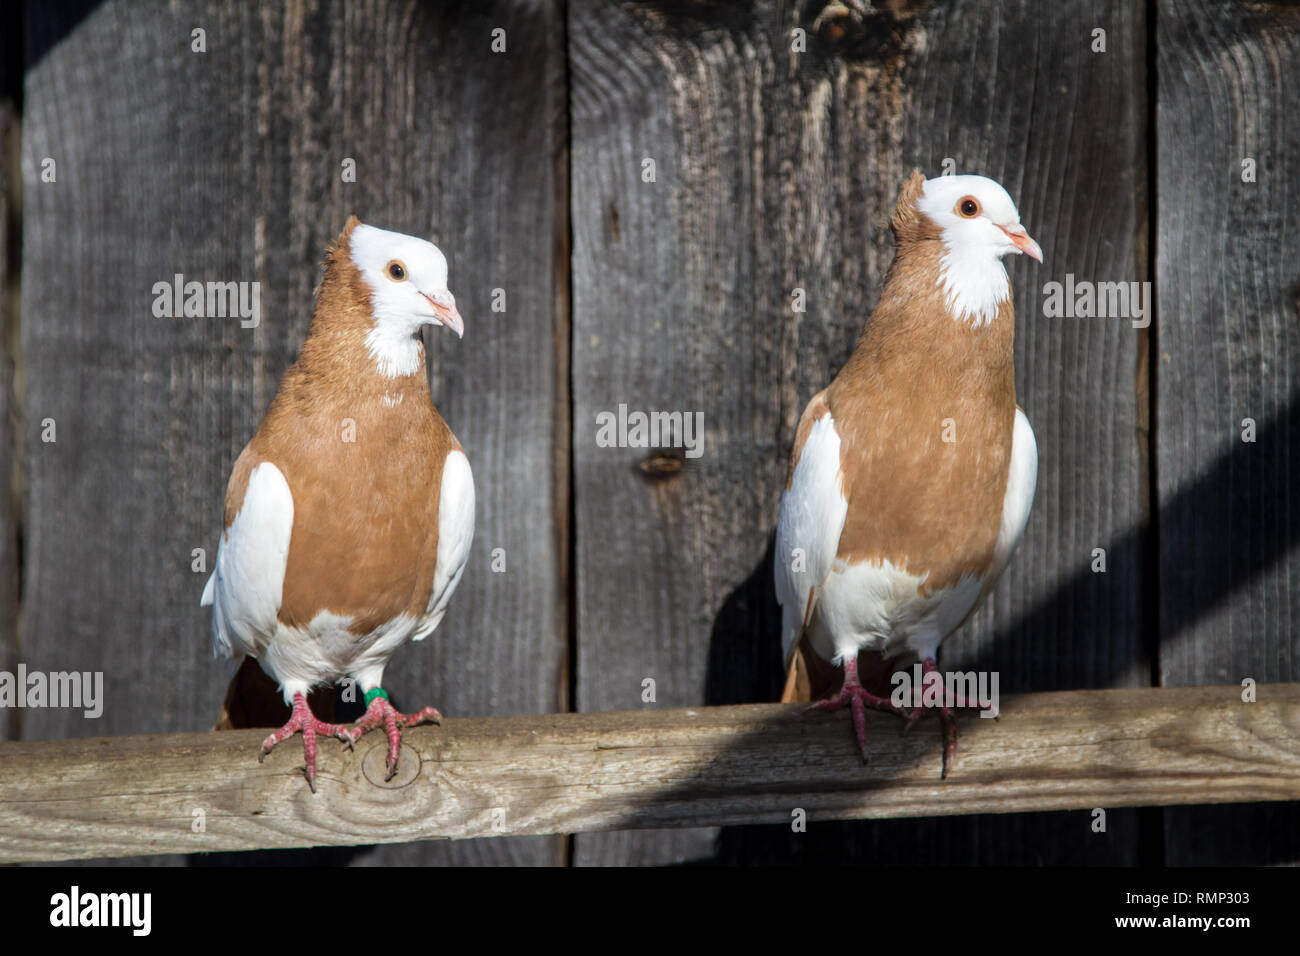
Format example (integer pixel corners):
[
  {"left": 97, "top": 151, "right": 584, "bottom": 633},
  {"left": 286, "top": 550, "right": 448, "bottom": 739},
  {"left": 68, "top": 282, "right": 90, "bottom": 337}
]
[
  {"left": 2, "top": 685, "right": 1298, "bottom": 864},
  {"left": 569, "top": 0, "right": 1147, "bottom": 864},
  {"left": 20, "top": 0, "right": 566, "bottom": 865},
  {"left": 1156, "top": 0, "right": 1300, "bottom": 865},
  {"left": 0, "top": 89, "right": 17, "bottom": 745}
]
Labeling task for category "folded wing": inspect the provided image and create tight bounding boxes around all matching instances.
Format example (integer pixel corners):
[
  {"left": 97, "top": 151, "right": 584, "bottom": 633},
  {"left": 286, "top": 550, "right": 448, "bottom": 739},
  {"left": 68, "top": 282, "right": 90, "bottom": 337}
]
[
  {"left": 411, "top": 449, "right": 475, "bottom": 642},
  {"left": 774, "top": 392, "right": 848, "bottom": 670},
  {"left": 201, "top": 458, "right": 294, "bottom": 661}
]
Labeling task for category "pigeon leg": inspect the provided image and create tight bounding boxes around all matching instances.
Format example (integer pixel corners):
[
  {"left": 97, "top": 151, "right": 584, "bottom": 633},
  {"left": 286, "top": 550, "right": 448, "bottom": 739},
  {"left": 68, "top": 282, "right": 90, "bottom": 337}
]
[
  {"left": 812, "top": 655, "right": 910, "bottom": 762},
  {"left": 902, "top": 656, "right": 987, "bottom": 779},
  {"left": 937, "top": 698, "right": 958, "bottom": 780},
  {"left": 258, "top": 691, "right": 352, "bottom": 793},
  {"left": 344, "top": 688, "right": 442, "bottom": 781}
]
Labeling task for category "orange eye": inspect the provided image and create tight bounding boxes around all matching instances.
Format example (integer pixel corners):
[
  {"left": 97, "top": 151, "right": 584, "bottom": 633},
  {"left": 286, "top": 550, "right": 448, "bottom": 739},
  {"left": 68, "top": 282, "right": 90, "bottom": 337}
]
[
  {"left": 957, "top": 197, "right": 980, "bottom": 218},
  {"left": 386, "top": 260, "right": 407, "bottom": 281}
]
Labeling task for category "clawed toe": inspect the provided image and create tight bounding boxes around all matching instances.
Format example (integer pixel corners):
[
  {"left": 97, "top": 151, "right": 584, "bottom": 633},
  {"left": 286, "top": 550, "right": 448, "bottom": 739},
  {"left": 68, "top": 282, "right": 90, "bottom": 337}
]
[
  {"left": 346, "top": 690, "right": 442, "bottom": 779},
  {"left": 808, "top": 656, "right": 974, "bottom": 778},
  {"left": 256, "top": 692, "right": 355, "bottom": 791}
]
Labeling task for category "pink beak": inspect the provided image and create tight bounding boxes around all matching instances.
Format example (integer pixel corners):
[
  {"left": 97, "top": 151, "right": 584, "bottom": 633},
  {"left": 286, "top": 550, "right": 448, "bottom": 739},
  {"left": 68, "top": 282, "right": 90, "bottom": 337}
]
[
  {"left": 1000, "top": 223, "right": 1043, "bottom": 263},
  {"left": 421, "top": 290, "right": 464, "bottom": 338}
]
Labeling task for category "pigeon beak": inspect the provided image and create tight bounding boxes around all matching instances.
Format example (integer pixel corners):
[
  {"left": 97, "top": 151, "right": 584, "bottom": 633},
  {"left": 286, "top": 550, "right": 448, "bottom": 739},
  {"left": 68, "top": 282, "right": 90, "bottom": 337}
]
[
  {"left": 1000, "top": 223, "right": 1043, "bottom": 263},
  {"left": 422, "top": 290, "right": 464, "bottom": 339}
]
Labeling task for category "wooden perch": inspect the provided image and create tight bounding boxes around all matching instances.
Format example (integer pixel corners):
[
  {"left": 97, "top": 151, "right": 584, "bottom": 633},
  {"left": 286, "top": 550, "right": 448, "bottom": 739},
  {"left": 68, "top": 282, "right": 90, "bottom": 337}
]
[{"left": 2, "top": 683, "right": 1298, "bottom": 863}]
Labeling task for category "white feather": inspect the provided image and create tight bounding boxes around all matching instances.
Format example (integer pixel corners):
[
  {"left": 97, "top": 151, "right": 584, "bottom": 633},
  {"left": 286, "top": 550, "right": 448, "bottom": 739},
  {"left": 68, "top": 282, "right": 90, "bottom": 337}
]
[
  {"left": 363, "top": 323, "right": 425, "bottom": 378},
  {"left": 774, "top": 411, "right": 848, "bottom": 667},
  {"left": 915, "top": 174, "right": 1026, "bottom": 327},
  {"left": 206, "top": 462, "right": 294, "bottom": 662},
  {"left": 202, "top": 448, "right": 476, "bottom": 703},
  {"left": 410, "top": 449, "right": 475, "bottom": 644},
  {"left": 350, "top": 223, "right": 456, "bottom": 378},
  {"left": 263, "top": 610, "right": 418, "bottom": 702},
  {"left": 933, "top": 244, "right": 1011, "bottom": 327},
  {"left": 812, "top": 560, "right": 982, "bottom": 665},
  {"left": 776, "top": 406, "right": 1038, "bottom": 670},
  {"left": 987, "top": 408, "right": 1038, "bottom": 585}
]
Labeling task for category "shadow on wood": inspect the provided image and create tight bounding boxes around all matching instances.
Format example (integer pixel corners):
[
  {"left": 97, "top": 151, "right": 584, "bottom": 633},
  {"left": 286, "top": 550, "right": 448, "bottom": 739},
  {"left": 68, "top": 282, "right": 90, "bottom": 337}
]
[
  {"left": 1, "top": 685, "right": 1298, "bottom": 864},
  {"left": 698, "top": 394, "right": 1300, "bottom": 864}
]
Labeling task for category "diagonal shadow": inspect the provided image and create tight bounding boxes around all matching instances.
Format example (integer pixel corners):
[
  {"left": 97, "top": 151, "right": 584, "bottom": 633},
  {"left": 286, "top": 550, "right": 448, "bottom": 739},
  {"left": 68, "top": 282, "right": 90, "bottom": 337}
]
[
  {"left": 22, "top": 0, "right": 103, "bottom": 76},
  {"left": 693, "top": 391, "right": 1300, "bottom": 864}
]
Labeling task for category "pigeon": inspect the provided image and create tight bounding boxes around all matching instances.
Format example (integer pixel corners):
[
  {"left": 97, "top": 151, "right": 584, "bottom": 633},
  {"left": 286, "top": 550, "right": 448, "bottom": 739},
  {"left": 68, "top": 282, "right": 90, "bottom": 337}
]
[
  {"left": 202, "top": 216, "right": 474, "bottom": 791},
  {"left": 775, "top": 170, "right": 1041, "bottom": 777}
]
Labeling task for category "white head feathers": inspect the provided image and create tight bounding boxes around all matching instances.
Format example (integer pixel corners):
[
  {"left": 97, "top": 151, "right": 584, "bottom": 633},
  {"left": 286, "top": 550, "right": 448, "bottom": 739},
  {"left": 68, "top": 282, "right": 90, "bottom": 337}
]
[
  {"left": 349, "top": 223, "right": 464, "bottom": 377},
  {"left": 916, "top": 174, "right": 1042, "bottom": 327}
]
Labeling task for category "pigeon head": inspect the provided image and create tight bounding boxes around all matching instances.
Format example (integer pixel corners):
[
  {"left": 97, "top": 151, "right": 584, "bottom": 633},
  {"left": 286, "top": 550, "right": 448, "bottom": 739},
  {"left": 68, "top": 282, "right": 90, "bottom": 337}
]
[
  {"left": 916, "top": 174, "right": 1043, "bottom": 266},
  {"left": 336, "top": 220, "right": 464, "bottom": 378},
  {"left": 348, "top": 222, "right": 464, "bottom": 339},
  {"left": 891, "top": 171, "right": 1042, "bottom": 326}
]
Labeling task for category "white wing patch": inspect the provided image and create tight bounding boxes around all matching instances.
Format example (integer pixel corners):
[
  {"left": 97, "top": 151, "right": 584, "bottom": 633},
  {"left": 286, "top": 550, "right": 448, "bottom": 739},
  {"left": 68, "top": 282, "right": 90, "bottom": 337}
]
[
  {"left": 204, "top": 462, "right": 294, "bottom": 661},
  {"left": 774, "top": 413, "right": 848, "bottom": 667},
  {"left": 411, "top": 449, "right": 475, "bottom": 642},
  {"left": 988, "top": 408, "right": 1037, "bottom": 585}
]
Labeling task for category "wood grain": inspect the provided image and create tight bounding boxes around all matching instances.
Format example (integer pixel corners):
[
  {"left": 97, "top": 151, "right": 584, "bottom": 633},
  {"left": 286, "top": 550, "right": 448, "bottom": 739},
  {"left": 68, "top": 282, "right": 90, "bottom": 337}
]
[
  {"left": 19, "top": 0, "right": 567, "bottom": 865},
  {"left": 1156, "top": 0, "right": 1300, "bottom": 865},
  {"left": 12, "top": 0, "right": 1295, "bottom": 869},
  {"left": 1, "top": 684, "right": 1297, "bottom": 864},
  {"left": 0, "top": 90, "right": 16, "bottom": 745},
  {"left": 568, "top": 0, "right": 1148, "bottom": 864}
]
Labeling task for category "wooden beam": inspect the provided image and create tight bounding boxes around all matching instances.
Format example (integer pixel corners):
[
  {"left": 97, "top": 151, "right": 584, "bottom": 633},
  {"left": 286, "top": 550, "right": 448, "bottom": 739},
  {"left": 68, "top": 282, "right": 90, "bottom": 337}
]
[{"left": 2, "top": 684, "right": 1298, "bottom": 863}]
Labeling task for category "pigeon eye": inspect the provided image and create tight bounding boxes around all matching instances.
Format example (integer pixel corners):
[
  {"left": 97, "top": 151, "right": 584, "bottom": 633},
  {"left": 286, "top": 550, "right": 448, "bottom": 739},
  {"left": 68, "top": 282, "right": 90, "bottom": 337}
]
[
  {"left": 957, "top": 197, "right": 980, "bottom": 218},
  {"left": 386, "top": 260, "right": 407, "bottom": 282}
]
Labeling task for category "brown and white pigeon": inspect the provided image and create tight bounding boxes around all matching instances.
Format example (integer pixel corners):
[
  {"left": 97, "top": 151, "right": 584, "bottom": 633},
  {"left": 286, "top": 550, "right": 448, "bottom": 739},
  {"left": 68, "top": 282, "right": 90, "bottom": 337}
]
[
  {"left": 201, "top": 216, "right": 474, "bottom": 791},
  {"left": 775, "top": 170, "right": 1041, "bottom": 776}
]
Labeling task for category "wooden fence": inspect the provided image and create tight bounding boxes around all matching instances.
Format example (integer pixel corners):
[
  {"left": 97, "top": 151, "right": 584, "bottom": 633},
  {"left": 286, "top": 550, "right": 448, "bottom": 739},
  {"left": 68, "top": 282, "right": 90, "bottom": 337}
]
[{"left": 1, "top": 1, "right": 1297, "bottom": 865}]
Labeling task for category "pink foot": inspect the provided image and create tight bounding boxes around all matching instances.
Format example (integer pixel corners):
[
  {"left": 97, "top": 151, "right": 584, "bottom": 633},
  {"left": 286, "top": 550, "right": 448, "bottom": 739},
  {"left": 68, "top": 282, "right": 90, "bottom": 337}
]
[
  {"left": 813, "top": 656, "right": 911, "bottom": 763},
  {"left": 902, "top": 656, "right": 989, "bottom": 779},
  {"left": 258, "top": 692, "right": 352, "bottom": 793},
  {"left": 344, "top": 690, "right": 442, "bottom": 780}
]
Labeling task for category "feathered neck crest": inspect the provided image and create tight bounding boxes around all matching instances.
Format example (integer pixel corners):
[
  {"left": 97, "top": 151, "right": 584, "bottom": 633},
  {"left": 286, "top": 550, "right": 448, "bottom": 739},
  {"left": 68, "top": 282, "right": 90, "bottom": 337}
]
[
  {"left": 300, "top": 215, "right": 381, "bottom": 364},
  {"left": 321, "top": 214, "right": 363, "bottom": 277},
  {"left": 889, "top": 169, "right": 940, "bottom": 249}
]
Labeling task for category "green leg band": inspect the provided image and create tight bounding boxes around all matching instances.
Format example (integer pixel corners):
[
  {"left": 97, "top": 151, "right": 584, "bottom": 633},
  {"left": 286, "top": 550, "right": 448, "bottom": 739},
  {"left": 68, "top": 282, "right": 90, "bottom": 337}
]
[{"left": 364, "top": 687, "right": 389, "bottom": 707}]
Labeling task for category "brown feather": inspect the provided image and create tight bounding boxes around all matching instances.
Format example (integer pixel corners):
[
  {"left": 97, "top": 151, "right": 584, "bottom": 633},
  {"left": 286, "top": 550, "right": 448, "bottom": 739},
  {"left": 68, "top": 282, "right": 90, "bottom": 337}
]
[
  {"left": 824, "top": 175, "right": 1015, "bottom": 596},
  {"left": 780, "top": 638, "right": 897, "bottom": 704},
  {"left": 778, "top": 171, "right": 1020, "bottom": 690},
  {"left": 888, "top": 167, "right": 931, "bottom": 242},
  {"left": 784, "top": 389, "right": 831, "bottom": 491},
  {"left": 220, "top": 220, "right": 455, "bottom": 639}
]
